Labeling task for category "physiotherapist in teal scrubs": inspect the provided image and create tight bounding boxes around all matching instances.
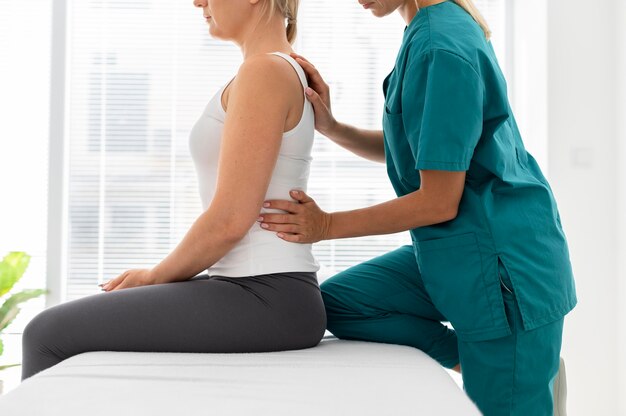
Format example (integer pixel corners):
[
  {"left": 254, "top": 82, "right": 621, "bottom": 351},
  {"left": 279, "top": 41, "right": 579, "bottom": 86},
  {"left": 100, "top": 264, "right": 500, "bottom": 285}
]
[{"left": 259, "top": 1, "right": 577, "bottom": 414}]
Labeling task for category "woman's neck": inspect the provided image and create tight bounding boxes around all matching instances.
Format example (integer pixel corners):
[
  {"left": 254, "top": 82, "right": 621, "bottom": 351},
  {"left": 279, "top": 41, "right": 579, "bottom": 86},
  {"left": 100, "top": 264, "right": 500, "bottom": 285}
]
[{"left": 237, "top": 16, "right": 293, "bottom": 60}]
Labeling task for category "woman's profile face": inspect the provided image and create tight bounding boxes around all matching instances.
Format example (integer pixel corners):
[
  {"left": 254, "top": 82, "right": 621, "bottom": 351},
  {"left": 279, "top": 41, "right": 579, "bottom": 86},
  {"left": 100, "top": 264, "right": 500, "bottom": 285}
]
[
  {"left": 358, "top": 0, "right": 406, "bottom": 18},
  {"left": 193, "top": 0, "right": 255, "bottom": 41}
]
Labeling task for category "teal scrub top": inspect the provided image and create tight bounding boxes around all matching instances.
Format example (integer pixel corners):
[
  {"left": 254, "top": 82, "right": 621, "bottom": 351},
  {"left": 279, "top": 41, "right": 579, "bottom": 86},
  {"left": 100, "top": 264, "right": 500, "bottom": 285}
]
[{"left": 382, "top": 1, "right": 577, "bottom": 342}]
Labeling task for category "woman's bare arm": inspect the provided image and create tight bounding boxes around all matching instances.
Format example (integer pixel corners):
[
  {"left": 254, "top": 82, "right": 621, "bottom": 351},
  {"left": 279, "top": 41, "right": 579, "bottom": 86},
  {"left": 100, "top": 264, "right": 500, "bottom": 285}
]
[
  {"left": 324, "top": 170, "right": 466, "bottom": 239},
  {"left": 149, "top": 56, "right": 296, "bottom": 284},
  {"left": 260, "top": 170, "right": 466, "bottom": 242},
  {"left": 325, "top": 121, "right": 385, "bottom": 163}
]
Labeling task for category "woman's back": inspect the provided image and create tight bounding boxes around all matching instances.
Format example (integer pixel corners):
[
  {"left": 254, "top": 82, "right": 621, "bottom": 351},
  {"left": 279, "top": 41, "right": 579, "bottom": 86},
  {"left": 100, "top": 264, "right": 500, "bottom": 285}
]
[{"left": 189, "top": 52, "right": 319, "bottom": 277}]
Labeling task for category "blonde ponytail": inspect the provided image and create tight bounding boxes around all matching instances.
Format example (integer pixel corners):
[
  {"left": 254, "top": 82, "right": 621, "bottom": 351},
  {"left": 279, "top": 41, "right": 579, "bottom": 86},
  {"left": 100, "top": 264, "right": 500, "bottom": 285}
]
[
  {"left": 453, "top": 0, "right": 492, "bottom": 40},
  {"left": 284, "top": 0, "right": 298, "bottom": 44},
  {"left": 263, "top": 0, "right": 300, "bottom": 44}
]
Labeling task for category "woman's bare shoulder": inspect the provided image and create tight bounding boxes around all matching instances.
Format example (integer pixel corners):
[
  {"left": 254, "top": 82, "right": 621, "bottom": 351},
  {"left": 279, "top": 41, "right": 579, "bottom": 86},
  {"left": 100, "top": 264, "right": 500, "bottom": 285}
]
[
  {"left": 238, "top": 53, "right": 298, "bottom": 80},
  {"left": 229, "top": 54, "right": 302, "bottom": 104}
]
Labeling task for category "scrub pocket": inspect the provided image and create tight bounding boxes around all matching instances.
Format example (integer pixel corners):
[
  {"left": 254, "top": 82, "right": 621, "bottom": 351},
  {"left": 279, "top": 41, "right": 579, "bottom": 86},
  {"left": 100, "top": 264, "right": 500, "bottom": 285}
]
[
  {"left": 414, "top": 233, "right": 511, "bottom": 342},
  {"left": 382, "top": 111, "right": 421, "bottom": 185}
]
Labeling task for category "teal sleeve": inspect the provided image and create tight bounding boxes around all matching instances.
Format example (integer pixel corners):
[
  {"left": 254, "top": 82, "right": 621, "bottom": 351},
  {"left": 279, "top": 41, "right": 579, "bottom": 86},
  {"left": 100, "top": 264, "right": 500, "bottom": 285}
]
[{"left": 401, "top": 49, "right": 484, "bottom": 171}]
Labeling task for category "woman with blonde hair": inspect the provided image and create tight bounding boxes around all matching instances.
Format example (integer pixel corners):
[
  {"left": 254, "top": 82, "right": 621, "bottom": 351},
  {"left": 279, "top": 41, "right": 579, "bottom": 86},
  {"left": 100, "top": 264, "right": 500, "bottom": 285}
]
[
  {"left": 259, "top": 0, "right": 576, "bottom": 414},
  {"left": 21, "top": 0, "right": 326, "bottom": 381}
]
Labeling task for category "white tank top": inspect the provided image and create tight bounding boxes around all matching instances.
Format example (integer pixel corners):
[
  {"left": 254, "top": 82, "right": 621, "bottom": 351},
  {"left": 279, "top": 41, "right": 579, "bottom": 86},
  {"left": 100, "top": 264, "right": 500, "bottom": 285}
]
[{"left": 188, "top": 52, "right": 320, "bottom": 277}]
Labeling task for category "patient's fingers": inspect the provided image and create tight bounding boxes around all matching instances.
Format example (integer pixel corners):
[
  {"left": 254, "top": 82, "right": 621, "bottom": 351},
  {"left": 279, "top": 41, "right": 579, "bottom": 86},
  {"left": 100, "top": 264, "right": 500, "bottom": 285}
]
[{"left": 103, "top": 273, "right": 125, "bottom": 292}]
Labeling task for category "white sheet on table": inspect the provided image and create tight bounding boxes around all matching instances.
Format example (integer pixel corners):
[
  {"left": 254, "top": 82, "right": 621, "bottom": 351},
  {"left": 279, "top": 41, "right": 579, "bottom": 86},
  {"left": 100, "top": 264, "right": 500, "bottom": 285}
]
[{"left": 0, "top": 336, "right": 480, "bottom": 415}]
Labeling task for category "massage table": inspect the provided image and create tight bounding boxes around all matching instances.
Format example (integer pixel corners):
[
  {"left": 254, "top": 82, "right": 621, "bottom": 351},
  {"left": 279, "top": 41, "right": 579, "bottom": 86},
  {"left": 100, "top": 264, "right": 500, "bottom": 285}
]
[{"left": 0, "top": 335, "right": 480, "bottom": 415}]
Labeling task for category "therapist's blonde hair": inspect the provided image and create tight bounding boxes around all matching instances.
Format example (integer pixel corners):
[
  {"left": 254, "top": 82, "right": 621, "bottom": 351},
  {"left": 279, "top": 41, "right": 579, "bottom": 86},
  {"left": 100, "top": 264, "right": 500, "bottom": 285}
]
[
  {"left": 262, "top": 0, "right": 299, "bottom": 44},
  {"left": 453, "top": 0, "right": 492, "bottom": 40},
  {"left": 417, "top": 0, "right": 492, "bottom": 40}
]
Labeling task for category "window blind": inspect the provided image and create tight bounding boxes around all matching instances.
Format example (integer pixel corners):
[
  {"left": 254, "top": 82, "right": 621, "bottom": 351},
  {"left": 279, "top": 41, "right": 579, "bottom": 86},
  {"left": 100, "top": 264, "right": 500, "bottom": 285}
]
[{"left": 62, "top": 0, "right": 508, "bottom": 301}]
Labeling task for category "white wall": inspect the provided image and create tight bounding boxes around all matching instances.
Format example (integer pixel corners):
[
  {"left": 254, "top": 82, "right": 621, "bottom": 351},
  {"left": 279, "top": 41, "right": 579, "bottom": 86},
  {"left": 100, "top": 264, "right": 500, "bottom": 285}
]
[
  {"left": 547, "top": 0, "right": 625, "bottom": 414},
  {"left": 616, "top": 0, "right": 626, "bottom": 414},
  {"left": 510, "top": 0, "right": 548, "bottom": 171}
]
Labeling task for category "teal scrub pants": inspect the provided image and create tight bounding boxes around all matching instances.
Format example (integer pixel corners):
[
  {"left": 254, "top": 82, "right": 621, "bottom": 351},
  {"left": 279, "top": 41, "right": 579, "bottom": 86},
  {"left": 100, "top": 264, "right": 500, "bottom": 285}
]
[{"left": 320, "top": 245, "right": 563, "bottom": 416}]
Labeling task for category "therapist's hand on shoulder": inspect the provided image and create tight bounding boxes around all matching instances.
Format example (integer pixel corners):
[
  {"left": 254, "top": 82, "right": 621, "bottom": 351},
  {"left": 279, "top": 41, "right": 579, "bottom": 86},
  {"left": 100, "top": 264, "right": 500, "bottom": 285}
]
[
  {"left": 290, "top": 53, "right": 337, "bottom": 137},
  {"left": 259, "top": 190, "right": 331, "bottom": 243}
]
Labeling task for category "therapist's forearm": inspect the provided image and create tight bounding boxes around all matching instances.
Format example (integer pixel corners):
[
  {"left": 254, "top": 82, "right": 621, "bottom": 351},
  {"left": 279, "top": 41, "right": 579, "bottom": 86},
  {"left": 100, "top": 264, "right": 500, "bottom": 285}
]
[
  {"left": 326, "top": 121, "right": 385, "bottom": 163},
  {"left": 149, "top": 210, "right": 242, "bottom": 284},
  {"left": 326, "top": 191, "right": 456, "bottom": 240}
]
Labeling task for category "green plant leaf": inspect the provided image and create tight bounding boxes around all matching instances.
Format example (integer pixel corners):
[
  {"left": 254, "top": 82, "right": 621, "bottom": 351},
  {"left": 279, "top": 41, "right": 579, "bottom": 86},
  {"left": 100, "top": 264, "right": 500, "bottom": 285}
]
[
  {"left": 0, "top": 252, "right": 31, "bottom": 297},
  {"left": 0, "top": 289, "right": 48, "bottom": 332},
  {"left": 0, "top": 337, "right": 3, "bottom": 355}
]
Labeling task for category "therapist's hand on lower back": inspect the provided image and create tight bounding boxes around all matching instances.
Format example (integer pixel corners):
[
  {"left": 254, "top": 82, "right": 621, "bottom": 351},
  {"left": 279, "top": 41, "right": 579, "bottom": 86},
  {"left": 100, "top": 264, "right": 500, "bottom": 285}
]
[
  {"left": 259, "top": 190, "right": 332, "bottom": 244},
  {"left": 289, "top": 53, "right": 337, "bottom": 137}
]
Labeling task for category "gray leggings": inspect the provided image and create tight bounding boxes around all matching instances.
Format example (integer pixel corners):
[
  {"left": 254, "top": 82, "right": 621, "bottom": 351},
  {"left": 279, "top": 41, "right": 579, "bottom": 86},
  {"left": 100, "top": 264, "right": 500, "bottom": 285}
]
[{"left": 21, "top": 272, "right": 326, "bottom": 381}]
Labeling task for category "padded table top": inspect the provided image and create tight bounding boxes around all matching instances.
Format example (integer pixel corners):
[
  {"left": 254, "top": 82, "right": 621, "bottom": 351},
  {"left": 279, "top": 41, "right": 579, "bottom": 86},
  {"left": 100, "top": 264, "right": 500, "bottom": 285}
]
[{"left": 0, "top": 336, "right": 480, "bottom": 415}]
